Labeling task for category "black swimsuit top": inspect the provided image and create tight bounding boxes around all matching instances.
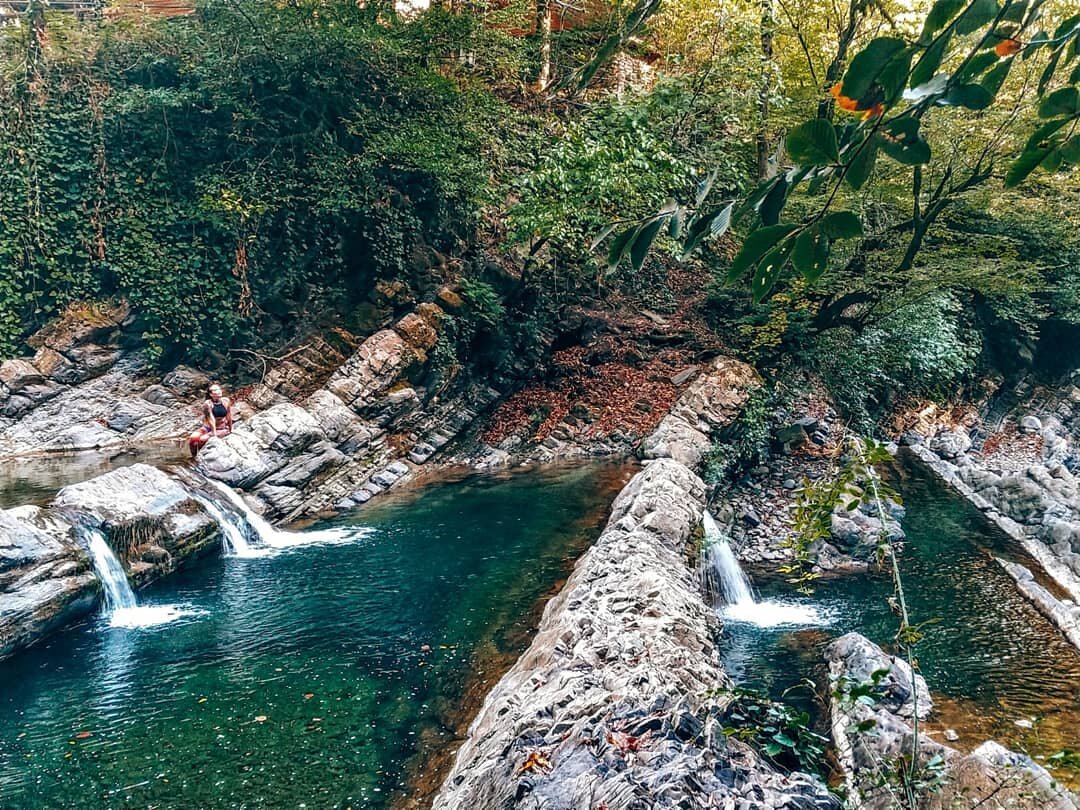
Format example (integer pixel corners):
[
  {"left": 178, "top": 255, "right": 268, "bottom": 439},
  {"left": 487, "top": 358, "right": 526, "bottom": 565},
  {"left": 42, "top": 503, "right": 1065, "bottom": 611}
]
[{"left": 211, "top": 401, "right": 228, "bottom": 419}]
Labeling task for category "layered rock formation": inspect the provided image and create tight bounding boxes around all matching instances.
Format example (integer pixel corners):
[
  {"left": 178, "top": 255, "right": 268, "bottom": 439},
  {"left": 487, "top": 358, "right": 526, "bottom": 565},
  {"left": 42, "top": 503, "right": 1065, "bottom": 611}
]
[
  {"left": 196, "top": 304, "right": 501, "bottom": 519},
  {"left": 827, "top": 632, "right": 1076, "bottom": 809},
  {"left": 432, "top": 359, "right": 840, "bottom": 809}
]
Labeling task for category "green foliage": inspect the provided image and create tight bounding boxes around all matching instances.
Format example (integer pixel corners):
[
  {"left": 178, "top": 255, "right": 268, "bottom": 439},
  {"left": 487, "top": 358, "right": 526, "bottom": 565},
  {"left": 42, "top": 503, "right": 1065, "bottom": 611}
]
[
  {"left": 719, "top": 686, "right": 829, "bottom": 775},
  {"left": 701, "top": 386, "right": 771, "bottom": 484},
  {"left": 0, "top": 1, "right": 505, "bottom": 362},
  {"left": 812, "top": 294, "right": 981, "bottom": 430},
  {"left": 509, "top": 92, "right": 699, "bottom": 276},
  {"left": 600, "top": 0, "right": 1080, "bottom": 303},
  {"left": 784, "top": 437, "right": 898, "bottom": 593}
]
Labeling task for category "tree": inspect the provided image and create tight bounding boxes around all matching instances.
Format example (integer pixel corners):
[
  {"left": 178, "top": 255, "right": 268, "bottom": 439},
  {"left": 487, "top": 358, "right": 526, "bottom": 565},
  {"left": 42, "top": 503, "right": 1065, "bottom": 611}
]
[{"left": 602, "top": 0, "right": 1080, "bottom": 305}]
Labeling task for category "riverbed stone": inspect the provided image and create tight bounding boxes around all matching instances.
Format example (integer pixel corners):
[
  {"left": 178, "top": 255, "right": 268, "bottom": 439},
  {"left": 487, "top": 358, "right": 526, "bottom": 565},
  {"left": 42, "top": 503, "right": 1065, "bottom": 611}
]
[{"left": 827, "top": 632, "right": 1077, "bottom": 809}]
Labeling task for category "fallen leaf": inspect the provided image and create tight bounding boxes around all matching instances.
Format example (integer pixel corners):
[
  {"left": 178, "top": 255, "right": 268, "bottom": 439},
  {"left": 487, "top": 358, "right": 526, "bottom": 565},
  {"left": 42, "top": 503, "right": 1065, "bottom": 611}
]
[
  {"left": 75, "top": 731, "right": 93, "bottom": 740},
  {"left": 303, "top": 693, "right": 314, "bottom": 700},
  {"left": 518, "top": 750, "right": 552, "bottom": 775},
  {"left": 254, "top": 715, "right": 267, "bottom": 723}
]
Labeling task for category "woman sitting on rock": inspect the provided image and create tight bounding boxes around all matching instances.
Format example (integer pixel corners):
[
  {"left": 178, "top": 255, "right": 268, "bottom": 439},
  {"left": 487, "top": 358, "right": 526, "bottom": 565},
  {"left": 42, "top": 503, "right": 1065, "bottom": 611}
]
[{"left": 188, "top": 383, "right": 233, "bottom": 458}]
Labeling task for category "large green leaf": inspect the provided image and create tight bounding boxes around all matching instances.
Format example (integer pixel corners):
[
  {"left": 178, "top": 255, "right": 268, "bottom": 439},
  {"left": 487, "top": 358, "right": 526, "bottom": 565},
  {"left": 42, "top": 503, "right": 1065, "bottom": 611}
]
[
  {"left": 921, "top": 0, "right": 967, "bottom": 41},
  {"left": 981, "top": 57, "right": 1013, "bottom": 94},
  {"left": 680, "top": 202, "right": 734, "bottom": 260},
  {"left": 1039, "top": 86, "right": 1080, "bottom": 118},
  {"left": 880, "top": 118, "right": 932, "bottom": 165},
  {"left": 957, "top": 50, "right": 999, "bottom": 81},
  {"left": 786, "top": 120, "right": 840, "bottom": 166},
  {"left": 955, "top": 0, "right": 999, "bottom": 35},
  {"left": 759, "top": 177, "right": 789, "bottom": 226},
  {"left": 820, "top": 211, "right": 864, "bottom": 239},
  {"left": 844, "top": 136, "right": 880, "bottom": 190},
  {"left": 606, "top": 225, "right": 639, "bottom": 271},
  {"left": 727, "top": 224, "right": 797, "bottom": 283},
  {"left": 792, "top": 227, "right": 830, "bottom": 282},
  {"left": 630, "top": 217, "right": 666, "bottom": 272},
  {"left": 840, "top": 38, "right": 910, "bottom": 103},
  {"left": 751, "top": 239, "right": 796, "bottom": 303},
  {"left": 911, "top": 30, "right": 952, "bottom": 88},
  {"left": 942, "top": 83, "right": 994, "bottom": 109}
]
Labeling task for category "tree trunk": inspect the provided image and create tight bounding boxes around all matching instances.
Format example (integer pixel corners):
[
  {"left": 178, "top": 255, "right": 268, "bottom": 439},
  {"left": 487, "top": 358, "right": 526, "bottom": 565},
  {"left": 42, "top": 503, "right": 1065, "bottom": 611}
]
[
  {"left": 536, "top": 0, "right": 553, "bottom": 91},
  {"left": 817, "top": 0, "right": 864, "bottom": 120},
  {"left": 756, "top": 0, "right": 775, "bottom": 179}
]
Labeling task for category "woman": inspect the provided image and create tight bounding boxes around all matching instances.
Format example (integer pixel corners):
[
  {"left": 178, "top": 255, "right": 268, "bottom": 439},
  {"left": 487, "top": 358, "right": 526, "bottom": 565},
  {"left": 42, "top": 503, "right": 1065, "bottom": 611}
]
[{"left": 188, "top": 384, "right": 233, "bottom": 458}]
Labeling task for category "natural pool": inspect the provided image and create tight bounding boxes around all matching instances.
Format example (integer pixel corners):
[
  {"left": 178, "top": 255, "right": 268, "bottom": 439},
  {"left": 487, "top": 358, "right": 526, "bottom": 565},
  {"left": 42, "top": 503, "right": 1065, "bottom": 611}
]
[
  {"left": 0, "top": 461, "right": 634, "bottom": 808},
  {"left": 0, "top": 444, "right": 190, "bottom": 509},
  {"left": 719, "top": 451, "right": 1080, "bottom": 786}
]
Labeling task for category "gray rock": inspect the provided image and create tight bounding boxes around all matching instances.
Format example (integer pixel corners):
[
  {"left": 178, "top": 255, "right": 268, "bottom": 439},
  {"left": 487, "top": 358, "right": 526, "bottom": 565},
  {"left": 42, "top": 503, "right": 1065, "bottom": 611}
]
[
  {"left": 930, "top": 428, "right": 972, "bottom": 459},
  {"left": 1020, "top": 414, "right": 1043, "bottom": 433}
]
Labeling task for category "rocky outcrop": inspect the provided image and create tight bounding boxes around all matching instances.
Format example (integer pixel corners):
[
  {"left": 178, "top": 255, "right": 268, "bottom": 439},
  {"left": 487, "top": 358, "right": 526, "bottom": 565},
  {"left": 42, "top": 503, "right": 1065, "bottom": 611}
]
[
  {"left": 909, "top": 444, "right": 1080, "bottom": 611},
  {"left": 433, "top": 358, "right": 837, "bottom": 809},
  {"left": 196, "top": 303, "right": 502, "bottom": 519},
  {"left": 639, "top": 356, "right": 760, "bottom": 467},
  {"left": 0, "top": 507, "right": 98, "bottom": 660},
  {"left": 827, "top": 632, "right": 1076, "bottom": 809},
  {"left": 996, "top": 558, "right": 1080, "bottom": 650}
]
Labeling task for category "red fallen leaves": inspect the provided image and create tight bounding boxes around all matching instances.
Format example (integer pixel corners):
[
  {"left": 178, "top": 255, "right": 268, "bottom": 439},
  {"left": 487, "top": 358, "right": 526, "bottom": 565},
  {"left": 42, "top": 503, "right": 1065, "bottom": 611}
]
[
  {"left": 995, "top": 38, "right": 1022, "bottom": 57},
  {"left": 606, "top": 730, "right": 643, "bottom": 753},
  {"left": 482, "top": 347, "right": 684, "bottom": 446},
  {"left": 518, "top": 750, "right": 552, "bottom": 774},
  {"left": 74, "top": 731, "right": 93, "bottom": 740}
]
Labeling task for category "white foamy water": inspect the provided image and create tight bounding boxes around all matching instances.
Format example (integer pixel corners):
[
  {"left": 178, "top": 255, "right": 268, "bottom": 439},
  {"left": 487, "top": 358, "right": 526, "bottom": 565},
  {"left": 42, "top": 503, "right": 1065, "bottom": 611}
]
[
  {"left": 701, "top": 511, "right": 756, "bottom": 606},
  {"left": 720, "top": 600, "right": 829, "bottom": 628},
  {"left": 189, "top": 492, "right": 270, "bottom": 558},
  {"left": 108, "top": 605, "right": 204, "bottom": 629},
  {"left": 208, "top": 480, "right": 369, "bottom": 549}
]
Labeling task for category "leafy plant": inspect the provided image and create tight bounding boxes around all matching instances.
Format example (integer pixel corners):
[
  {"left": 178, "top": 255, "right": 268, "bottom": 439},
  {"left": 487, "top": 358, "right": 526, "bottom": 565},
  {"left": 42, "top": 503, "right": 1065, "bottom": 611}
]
[{"left": 719, "top": 685, "right": 830, "bottom": 775}]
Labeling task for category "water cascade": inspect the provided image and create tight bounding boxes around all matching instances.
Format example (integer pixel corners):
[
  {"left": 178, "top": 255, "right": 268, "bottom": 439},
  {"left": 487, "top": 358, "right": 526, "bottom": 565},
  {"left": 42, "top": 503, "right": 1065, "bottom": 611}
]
[
  {"left": 189, "top": 492, "right": 263, "bottom": 558},
  {"left": 208, "top": 480, "right": 363, "bottom": 548},
  {"left": 83, "top": 529, "right": 188, "bottom": 628},
  {"left": 701, "top": 511, "right": 825, "bottom": 628},
  {"left": 701, "top": 511, "right": 755, "bottom": 606}
]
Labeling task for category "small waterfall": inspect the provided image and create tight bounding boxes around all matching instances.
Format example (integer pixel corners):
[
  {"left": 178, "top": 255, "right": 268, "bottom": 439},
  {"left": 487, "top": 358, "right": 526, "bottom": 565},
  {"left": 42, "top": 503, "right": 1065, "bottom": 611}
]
[
  {"left": 85, "top": 529, "right": 138, "bottom": 613},
  {"left": 701, "top": 510, "right": 828, "bottom": 628},
  {"left": 701, "top": 511, "right": 756, "bottom": 606},
  {"left": 207, "top": 480, "right": 361, "bottom": 548},
  {"left": 189, "top": 492, "right": 261, "bottom": 558},
  {"left": 82, "top": 528, "right": 194, "bottom": 629}
]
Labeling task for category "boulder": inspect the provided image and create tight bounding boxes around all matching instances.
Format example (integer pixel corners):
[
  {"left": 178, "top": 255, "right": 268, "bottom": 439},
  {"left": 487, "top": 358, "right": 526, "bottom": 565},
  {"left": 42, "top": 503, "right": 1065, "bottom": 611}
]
[
  {"left": 930, "top": 428, "right": 972, "bottom": 459},
  {"left": 0, "top": 359, "right": 44, "bottom": 394},
  {"left": 0, "top": 508, "right": 97, "bottom": 661},
  {"left": 827, "top": 632, "right": 1076, "bottom": 810}
]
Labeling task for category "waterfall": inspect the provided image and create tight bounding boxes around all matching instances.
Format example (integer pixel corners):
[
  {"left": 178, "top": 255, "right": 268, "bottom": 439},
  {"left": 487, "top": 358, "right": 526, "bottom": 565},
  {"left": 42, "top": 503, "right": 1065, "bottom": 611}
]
[
  {"left": 83, "top": 529, "right": 191, "bottom": 628},
  {"left": 85, "top": 529, "right": 138, "bottom": 612},
  {"left": 189, "top": 492, "right": 261, "bottom": 558},
  {"left": 701, "top": 511, "right": 756, "bottom": 606},
  {"left": 700, "top": 510, "right": 828, "bottom": 628},
  {"left": 207, "top": 480, "right": 362, "bottom": 548}
]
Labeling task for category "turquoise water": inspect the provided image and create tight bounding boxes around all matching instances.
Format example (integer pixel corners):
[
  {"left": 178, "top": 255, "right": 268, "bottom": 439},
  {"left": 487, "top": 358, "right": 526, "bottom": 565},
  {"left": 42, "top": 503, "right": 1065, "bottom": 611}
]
[
  {"left": 720, "top": 451, "right": 1080, "bottom": 782},
  {"left": 0, "top": 461, "right": 632, "bottom": 808}
]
